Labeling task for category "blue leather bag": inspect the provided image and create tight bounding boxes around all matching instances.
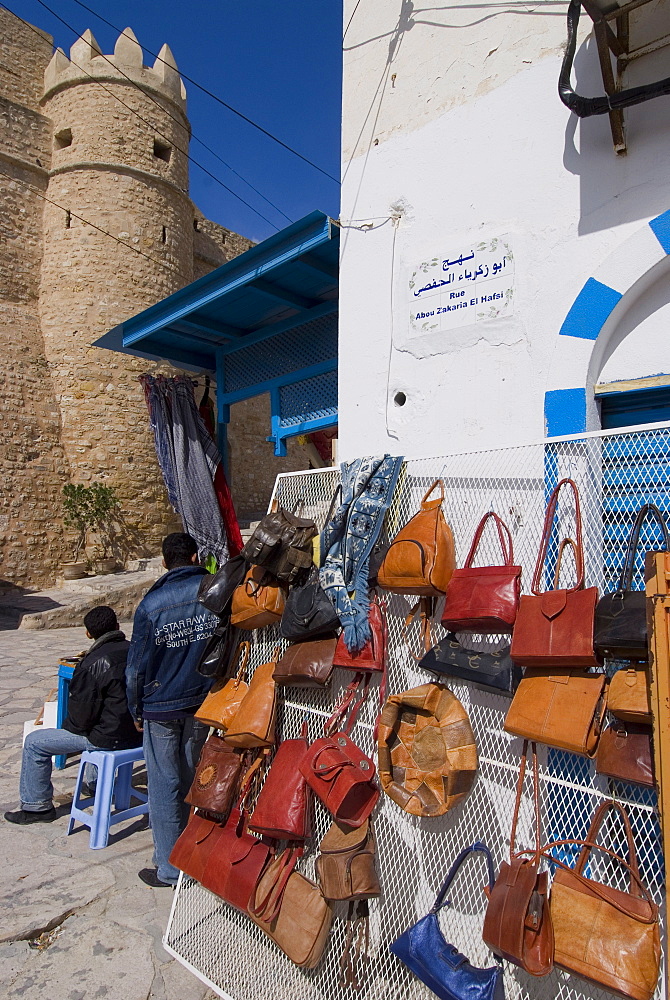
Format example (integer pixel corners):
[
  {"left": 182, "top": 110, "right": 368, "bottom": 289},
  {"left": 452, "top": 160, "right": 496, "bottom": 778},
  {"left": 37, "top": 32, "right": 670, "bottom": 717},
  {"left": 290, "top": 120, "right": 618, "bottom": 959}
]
[{"left": 390, "top": 842, "right": 504, "bottom": 1000}]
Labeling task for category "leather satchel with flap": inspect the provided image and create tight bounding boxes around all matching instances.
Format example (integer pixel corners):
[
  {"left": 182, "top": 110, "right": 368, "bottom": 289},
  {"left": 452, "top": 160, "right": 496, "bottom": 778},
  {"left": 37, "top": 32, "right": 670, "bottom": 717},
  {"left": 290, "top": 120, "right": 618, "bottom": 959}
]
[
  {"left": 333, "top": 595, "right": 385, "bottom": 672},
  {"left": 594, "top": 503, "right": 670, "bottom": 661},
  {"left": 300, "top": 730, "right": 379, "bottom": 829},
  {"left": 482, "top": 742, "right": 553, "bottom": 977},
  {"left": 248, "top": 722, "right": 311, "bottom": 839},
  {"left": 316, "top": 818, "right": 380, "bottom": 901},
  {"left": 195, "top": 641, "right": 250, "bottom": 728},
  {"left": 442, "top": 511, "right": 521, "bottom": 633},
  {"left": 420, "top": 633, "right": 522, "bottom": 697},
  {"left": 241, "top": 503, "right": 317, "bottom": 585},
  {"left": 184, "top": 734, "right": 243, "bottom": 819},
  {"left": 510, "top": 479, "right": 601, "bottom": 669},
  {"left": 596, "top": 722, "right": 655, "bottom": 787},
  {"left": 549, "top": 800, "right": 661, "bottom": 1000},
  {"left": 378, "top": 479, "right": 455, "bottom": 596},
  {"left": 230, "top": 566, "right": 286, "bottom": 630},
  {"left": 273, "top": 635, "right": 338, "bottom": 687},
  {"left": 608, "top": 666, "right": 652, "bottom": 723},
  {"left": 392, "top": 842, "right": 505, "bottom": 1000}
]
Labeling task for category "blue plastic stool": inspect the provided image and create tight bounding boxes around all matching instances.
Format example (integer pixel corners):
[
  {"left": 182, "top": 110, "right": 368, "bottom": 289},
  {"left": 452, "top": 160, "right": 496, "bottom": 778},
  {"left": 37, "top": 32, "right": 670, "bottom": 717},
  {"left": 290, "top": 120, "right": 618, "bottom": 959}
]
[{"left": 67, "top": 746, "right": 149, "bottom": 849}]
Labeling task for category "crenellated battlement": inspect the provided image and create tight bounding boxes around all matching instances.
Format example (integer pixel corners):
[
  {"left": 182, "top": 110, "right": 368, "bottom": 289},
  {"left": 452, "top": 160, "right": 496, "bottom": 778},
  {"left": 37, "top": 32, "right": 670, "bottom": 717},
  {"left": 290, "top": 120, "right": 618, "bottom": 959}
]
[{"left": 42, "top": 27, "right": 186, "bottom": 112}]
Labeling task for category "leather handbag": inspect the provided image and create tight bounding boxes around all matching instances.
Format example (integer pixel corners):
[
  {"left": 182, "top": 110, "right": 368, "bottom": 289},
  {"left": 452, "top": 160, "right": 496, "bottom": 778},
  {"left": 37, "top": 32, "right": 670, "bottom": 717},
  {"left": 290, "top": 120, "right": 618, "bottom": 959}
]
[
  {"left": 391, "top": 842, "right": 505, "bottom": 1000},
  {"left": 273, "top": 635, "right": 338, "bottom": 687},
  {"left": 230, "top": 565, "right": 286, "bottom": 630},
  {"left": 248, "top": 723, "right": 311, "bottom": 839},
  {"left": 241, "top": 503, "right": 318, "bottom": 585},
  {"left": 548, "top": 800, "right": 661, "bottom": 1000},
  {"left": 378, "top": 479, "right": 455, "bottom": 596},
  {"left": 198, "top": 553, "right": 248, "bottom": 616},
  {"left": 184, "top": 734, "right": 244, "bottom": 819},
  {"left": 594, "top": 504, "right": 670, "bottom": 660},
  {"left": 170, "top": 762, "right": 271, "bottom": 912},
  {"left": 195, "top": 641, "right": 250, "bottom": 728},
  {"left": 224, "top": 656, "right": 277, "bottom": 749},
  {"left": 503, "top": 667, "right": 607, "bottom": 756},
  {"left": 196, "top": 620, "right": 241, "bottom": 679},
  {"left": 420, "top": 633, "right": 522, "bottom": 697},
  {"left": 482, "top": 742, "right": 553, "bottom": 977},
  {"left": 300, "top": 729, "right": 379, "bottom": 828},
  {"left": 333, "top": 595, "right": 385, "bottom": 672},
  {"left": 248, "top": 848, "right": 333, "bottom": 969},
  {"left": 510, "top": 479, "right": 602, "bottom": 668},
  {"left": 596, "top": 722, "right": 655, "bottom": 787},
  {"left": 316, "top": 818, "right": 380, "bottom": 901},
  {"left": 442, "top": 512, "right": 521, "bottom": 633},
  {"left": 280, "top": 566, "right": 341, "bottom": 641},
  {"left": 378, "top": 683, "right": 478, "bottom": 816},
  {"left": 608, "top": 666, "right": 652, "bottom": 723}
]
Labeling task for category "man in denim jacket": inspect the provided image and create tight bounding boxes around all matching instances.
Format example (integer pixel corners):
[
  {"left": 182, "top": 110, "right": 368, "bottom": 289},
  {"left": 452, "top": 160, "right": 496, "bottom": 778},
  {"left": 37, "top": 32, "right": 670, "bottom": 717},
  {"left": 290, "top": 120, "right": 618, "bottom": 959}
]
[{"left": 126, "top": 532, "right": 218, "bottom": 887}]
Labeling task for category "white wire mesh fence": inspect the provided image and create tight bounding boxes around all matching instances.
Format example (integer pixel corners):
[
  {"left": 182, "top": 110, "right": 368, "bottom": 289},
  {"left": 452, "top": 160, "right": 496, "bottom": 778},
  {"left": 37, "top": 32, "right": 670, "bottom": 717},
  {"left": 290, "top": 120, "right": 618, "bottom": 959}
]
[{"left": 165, "top": 426, "right": 668, "bottom": 1000}]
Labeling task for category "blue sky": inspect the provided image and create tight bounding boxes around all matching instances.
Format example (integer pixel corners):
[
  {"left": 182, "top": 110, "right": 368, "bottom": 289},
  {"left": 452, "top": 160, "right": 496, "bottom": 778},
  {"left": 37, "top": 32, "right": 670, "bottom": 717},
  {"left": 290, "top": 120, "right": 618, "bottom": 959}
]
[{"left": 9, "top": 0, "right": 342, "bottom": 242}]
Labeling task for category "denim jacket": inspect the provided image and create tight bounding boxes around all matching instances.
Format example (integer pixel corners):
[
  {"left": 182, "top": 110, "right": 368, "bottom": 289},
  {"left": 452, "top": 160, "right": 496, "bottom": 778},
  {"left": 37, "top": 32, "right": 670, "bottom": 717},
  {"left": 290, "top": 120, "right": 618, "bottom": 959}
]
[{"left": 125, "top": 566, "right": 218, "bottom": 721}]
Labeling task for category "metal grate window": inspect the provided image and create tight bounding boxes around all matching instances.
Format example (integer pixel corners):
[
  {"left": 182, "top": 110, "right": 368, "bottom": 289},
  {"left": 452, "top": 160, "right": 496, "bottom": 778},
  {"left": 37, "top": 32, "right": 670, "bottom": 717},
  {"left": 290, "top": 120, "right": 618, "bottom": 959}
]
[
  {"left": 278, "top": 371, "right": 337, "bottom": 428},
  {"left": 224, "top": 313, "right": 337, "bottom": 394},
  {"left": 165, "top": 427, "right": 668, "bottom": 1000}
]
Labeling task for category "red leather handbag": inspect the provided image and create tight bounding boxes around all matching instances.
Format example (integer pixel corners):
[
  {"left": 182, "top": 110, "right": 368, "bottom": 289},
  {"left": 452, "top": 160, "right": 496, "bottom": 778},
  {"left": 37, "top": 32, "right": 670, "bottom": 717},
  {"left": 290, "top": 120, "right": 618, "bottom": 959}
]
[
  {"left": 442, "top": 512, "right": 521, "bottom": 632},
  {"left": 248, "top": 723, "right": 311, "bottom": 839},
  {"left": 510, "top": 479, "right": 601, "bottom": 668},
  {"left": 300, "top": 730, "right": 379, "bottom": 828},
  {"left": 333, "top": 596, "right": 386, "bottom": 671},
  {"left": 170, "top": 759, "right": 272, "bottom": 912}
]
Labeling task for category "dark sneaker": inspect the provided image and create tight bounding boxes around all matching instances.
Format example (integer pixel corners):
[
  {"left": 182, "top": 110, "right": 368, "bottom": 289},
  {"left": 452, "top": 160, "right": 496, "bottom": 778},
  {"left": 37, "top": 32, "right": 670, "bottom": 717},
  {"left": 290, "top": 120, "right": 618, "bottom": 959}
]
[
  {"left": 4, "top": 807, "right": 57, "bottom": 825},
  {"left": 138, "top": 867, "right": 174, "bottom": 888}
]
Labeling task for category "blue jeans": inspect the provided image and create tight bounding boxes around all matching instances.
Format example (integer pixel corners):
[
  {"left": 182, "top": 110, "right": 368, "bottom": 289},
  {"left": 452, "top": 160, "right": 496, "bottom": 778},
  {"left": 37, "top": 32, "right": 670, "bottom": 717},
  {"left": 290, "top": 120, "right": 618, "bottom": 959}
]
[
  {"left": 20, "top": 728, "right": 96, "bottom": 811},
  {"left": 143, "top": 717, "right": 208, "bottom": 884}
]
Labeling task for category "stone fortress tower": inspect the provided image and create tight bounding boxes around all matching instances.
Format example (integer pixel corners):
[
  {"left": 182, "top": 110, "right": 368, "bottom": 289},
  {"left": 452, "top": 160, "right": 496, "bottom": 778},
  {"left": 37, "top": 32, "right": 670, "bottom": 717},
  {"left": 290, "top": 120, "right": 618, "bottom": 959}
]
[{"left": 0, "top": 10, "right": 258, "bottom": 589}]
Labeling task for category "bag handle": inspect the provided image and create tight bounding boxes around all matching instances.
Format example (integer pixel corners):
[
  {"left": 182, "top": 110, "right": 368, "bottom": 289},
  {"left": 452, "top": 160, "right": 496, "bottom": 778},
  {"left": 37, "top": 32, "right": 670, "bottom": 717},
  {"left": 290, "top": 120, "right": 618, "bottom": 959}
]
[
  {"left": 251, "top": 846, "right": 302, "bottom": 922},
  {"left": 403, "top": 597, "right": 434, "bottom": 661},
  {"left": 552, "top": 538, "right": 579, "bottom": 589},
  {"left": 510, "top": 741, "right": 541, "bottom": 864},
  {"left": 532, "top": 478, "right": 584, "bottom": 596},
  {"left": 232, "top": 641, "right": 250, "bottom": 683},
  {"left": 323, "top": 483, "right": 343, "bottom": 529},
  {"left": 325, "top": 672, "right": 372, "bottom": 736},
  {"left": 422, "top": 479, "right": 445, "bottom": 504},
  {"left": 291, "top": 498, "right": 306, "bottom": 517},
  {"left": 432, "top": 842, "right": 496, "bottom": 912},
  {"left": 619, "top": 504, "right": 670, "bottom": 592},
  {"left": 464, "top": 512, "right": 514, "bottom": 568},
  {"left": 575, "top": 798, "right": 641, "bottom": 888}
]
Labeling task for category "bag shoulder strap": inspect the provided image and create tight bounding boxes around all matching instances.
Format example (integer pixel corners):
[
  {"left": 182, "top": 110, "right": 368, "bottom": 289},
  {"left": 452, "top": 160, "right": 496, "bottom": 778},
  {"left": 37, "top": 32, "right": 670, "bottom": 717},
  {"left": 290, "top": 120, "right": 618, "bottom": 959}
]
[
  {"left": 403, "top": 597, "right": 434, "bottom": 661},
  {"left": 575, "top": 799, "right": 641, "bottom": 890},
  {"left": 510, "top": 741, "right": 541, "bottom": 863},
  {"left": 464, "top": 512, "right": 514, "bottom": 568},
  {"left": 552, "top": 538, "right": 579, "bottom": 589},
  {"left": 233, "top": 641, "right": 250, "bottom": 682},
  {"left": 619, "top": 504, "right": 670, "bottom": 591},
  {"left": 421, "top": 479, "right": 445, "bottom": 504},
  {"left": 532, "top": 478, "right": 584, "bottom": 596},
  {"left": 432, "top": 842, "right": 496, "bottom": 912}
]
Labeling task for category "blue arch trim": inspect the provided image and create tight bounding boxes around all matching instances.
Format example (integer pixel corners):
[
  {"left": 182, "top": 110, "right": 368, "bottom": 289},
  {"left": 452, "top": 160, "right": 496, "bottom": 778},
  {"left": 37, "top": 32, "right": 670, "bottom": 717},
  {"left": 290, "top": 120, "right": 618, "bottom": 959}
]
[
  {"left": 649, "top": 210, "right": 670, "bottom": 254},
  {"left": 558, "top": 277, "right": 622, "bottom": 341},
  {"left": 545, "top": 388, "right": 587, "bottom": 436}
]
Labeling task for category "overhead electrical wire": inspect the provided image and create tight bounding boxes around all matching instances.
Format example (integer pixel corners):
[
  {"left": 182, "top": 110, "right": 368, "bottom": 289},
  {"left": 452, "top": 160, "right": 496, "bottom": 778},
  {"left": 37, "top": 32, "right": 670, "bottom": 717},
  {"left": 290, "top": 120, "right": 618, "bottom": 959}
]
[
  {"left": 2, "top": 4, "right": 290, "bottom": 230},
  {"left": 36, "top": 0, "right": 340, "bottom": 185}
]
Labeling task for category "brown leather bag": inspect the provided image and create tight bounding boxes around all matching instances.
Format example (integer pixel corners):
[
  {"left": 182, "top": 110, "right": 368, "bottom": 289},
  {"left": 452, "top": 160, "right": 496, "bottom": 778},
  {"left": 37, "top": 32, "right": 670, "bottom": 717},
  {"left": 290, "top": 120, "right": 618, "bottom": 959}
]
[
  {"left": 596, "top": 722, "right": 655, "bottom": 787},
  {"left": 482, "top": 741, "right": 554, "bottom": 977},
  {"left": 377, "top": 479, "right": 455, "bottom": 596},
  {"left": 549, "top": 800, "right": 660, "bottom": 1000},
  {"left": 377, "top": 683, "right": 477, "bottom": 816},
  {"left": 608, "top": 666, "right": 652, "bottom": 723},
  {"left": 333, "top": 595, "right": 385, "bottom": 672},
  {"left": 316, "top": 818, "right": 380, "bottom": 901},
  {"left": 224, "top": 656, "right": 277, "bottom": 749},
  {"left": 273, "top": 635, "right": 337, "bottom": 687},
  {"left": 510, "top": 479, "right": 602, "bottom": 668},
  {"left": 230, "top": 565, "right": 286, "bottom": 629},
  {"left": 248, "top": 723, "right": 311, "bottom": 839},
  {"left": 194, "top": 641, "right": 250, "bottom": 728},
  {"left": 184, "top": 734, "right": 244, "bottom": 819},
  {"left": 441, "top": 511, "right": 521, "bottom": 632},
  {"left": 248, "top": 848, "right": 333, "bottom": 969},
  {"left": 504, "top": 667, "right": 607, "bottom": 756}
]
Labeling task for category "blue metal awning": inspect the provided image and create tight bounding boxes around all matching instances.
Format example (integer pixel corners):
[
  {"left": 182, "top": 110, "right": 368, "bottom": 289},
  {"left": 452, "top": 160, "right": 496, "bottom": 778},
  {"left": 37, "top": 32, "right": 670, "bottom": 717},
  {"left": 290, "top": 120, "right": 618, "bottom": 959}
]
[{"left": 95, "top": 211, "right": 338, "bottom": 455}]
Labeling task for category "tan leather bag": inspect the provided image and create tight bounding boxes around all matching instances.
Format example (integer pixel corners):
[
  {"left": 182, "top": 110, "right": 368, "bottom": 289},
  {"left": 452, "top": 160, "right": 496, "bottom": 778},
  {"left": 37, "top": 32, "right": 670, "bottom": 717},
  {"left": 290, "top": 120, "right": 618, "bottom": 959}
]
[
  {"left": 608, "top": 666, "right": 652, "bottom": 723},
  {"left": 377, "top": 479, "right": 455, "bottom": 596},
  {"left": 195, "top": 642, "right": 250, "bottom": 728},
  {"left": 504, "top": 668, "right": 607, "bottom": 757},
  {"left": 248, "top": 848, "right": 333, "bottom": 969},
  {"left": 224, "top": 656, "right": 277, "bottom": 749},
  {"left": 549, "top": 800, "right": 660, "bottom": 1000},
  {"left": 230, "top": 566, "right": 286, "bottom": 629},
  {"left": 316, "top": 819, "right": 380, "bottom": 901}
]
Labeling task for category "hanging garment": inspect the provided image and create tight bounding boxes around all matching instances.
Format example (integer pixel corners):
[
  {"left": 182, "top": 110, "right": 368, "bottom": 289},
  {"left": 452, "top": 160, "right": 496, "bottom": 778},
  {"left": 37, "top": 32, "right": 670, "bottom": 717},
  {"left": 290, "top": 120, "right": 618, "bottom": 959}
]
[{"left": 320, "top": 455, "right": 403, "bottom": 653}]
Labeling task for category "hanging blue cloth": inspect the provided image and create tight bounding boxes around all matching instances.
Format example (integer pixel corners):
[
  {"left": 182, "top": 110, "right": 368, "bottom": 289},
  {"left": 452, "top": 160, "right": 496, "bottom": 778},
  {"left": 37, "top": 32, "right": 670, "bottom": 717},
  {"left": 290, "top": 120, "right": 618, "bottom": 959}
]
[{"left": 320, "top": 455, "right": 403, "bottom": 653}]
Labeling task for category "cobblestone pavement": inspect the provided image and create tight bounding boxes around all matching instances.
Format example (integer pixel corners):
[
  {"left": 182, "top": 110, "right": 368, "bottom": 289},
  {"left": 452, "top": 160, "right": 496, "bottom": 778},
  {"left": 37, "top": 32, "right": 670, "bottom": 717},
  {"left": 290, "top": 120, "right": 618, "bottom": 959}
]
[{"left": 0, "top": 624, "right": 217, "bottom": 1000}]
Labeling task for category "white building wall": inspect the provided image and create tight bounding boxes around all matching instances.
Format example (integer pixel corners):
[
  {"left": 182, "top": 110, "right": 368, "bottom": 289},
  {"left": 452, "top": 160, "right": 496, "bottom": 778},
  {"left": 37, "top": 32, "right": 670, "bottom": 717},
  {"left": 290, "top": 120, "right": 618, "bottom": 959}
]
[{"left": 339, "top": 0, "right": 670, "bottom": 460}]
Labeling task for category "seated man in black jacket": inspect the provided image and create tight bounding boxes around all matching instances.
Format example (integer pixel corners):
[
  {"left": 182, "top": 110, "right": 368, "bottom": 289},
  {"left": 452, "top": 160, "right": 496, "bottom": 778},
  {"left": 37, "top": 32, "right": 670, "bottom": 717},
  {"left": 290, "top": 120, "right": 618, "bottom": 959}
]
[{"left": 4, "top": 605, "right": 142, "bottom": 825}]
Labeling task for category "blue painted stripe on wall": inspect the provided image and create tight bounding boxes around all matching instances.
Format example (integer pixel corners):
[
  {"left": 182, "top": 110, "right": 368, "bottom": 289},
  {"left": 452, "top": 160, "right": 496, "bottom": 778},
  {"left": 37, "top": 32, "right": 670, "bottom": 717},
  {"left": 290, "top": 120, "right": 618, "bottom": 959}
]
[
  {"left": 545, "top": 387, "right": 587, "bottom": 436},
  {"left": 558, "top": 278, "right": 622, "bottom": 340},
  {"left": 649, "top": 210, "right": 670, "bottom": 254}
]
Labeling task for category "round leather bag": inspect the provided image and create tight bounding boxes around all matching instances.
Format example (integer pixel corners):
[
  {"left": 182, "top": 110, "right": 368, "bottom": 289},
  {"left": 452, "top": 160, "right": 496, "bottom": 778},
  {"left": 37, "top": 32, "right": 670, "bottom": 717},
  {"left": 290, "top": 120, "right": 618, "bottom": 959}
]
[{"left": 377, "top": 683, "right": 478, "bottom": 816}]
